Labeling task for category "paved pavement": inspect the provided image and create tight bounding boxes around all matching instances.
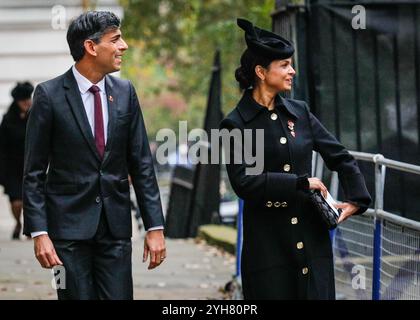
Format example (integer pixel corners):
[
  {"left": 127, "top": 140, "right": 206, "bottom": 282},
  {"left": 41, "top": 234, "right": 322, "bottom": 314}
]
[{"left": 0, "top": 186, "right": 236, "bottom": 300}]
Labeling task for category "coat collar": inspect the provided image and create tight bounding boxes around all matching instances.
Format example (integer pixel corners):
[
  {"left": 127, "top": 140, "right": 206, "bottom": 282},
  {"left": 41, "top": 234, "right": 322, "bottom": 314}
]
[{"left": 237, "top": 89, "right": 298, "bottom": 123}]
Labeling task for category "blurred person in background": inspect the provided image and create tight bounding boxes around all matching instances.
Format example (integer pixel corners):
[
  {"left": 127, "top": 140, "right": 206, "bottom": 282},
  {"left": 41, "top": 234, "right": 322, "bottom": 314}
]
[{"left": 0, "top": 81, "right": 33, "bottom": 240}]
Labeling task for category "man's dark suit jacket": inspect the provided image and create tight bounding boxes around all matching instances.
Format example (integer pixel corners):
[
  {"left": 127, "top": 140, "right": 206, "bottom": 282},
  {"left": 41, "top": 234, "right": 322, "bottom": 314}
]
[{"left": 23, "top": 68, "right": 164, "bottom": 240}]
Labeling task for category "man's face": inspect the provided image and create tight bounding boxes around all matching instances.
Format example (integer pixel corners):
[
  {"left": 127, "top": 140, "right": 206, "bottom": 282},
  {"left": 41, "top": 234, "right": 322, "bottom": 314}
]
[{"left": 93, "top": 28, "right": 128, "bottom": 73}]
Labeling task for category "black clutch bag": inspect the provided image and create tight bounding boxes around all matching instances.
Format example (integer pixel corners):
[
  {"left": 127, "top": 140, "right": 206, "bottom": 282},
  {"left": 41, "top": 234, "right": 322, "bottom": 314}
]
[{"left": 308, "top": 190, "right": 342, "bottom": 230}]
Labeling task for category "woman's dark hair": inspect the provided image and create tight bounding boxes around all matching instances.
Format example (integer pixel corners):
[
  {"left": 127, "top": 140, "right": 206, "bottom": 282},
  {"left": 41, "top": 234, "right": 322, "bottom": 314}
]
[
  {"left": 235, "top": 49, "right": 273, "bottom": 90},
  {"left": 66, "top": 11, "right": 120, "bottom": 61},
  {"left": 11, "top": 81, "right": 34, "bottom": 101}
]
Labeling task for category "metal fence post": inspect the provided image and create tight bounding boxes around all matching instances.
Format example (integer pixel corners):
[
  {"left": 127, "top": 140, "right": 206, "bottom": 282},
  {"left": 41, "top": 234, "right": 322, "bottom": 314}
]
[
  {"left": 372, "top": 154, "right": 385, "bottom": 300},
  {"left": 236, "top": 199, "right": 244, "bottom": 278},
  {"left": 329, "top": 171, "right": 339, "bottom": 241}
]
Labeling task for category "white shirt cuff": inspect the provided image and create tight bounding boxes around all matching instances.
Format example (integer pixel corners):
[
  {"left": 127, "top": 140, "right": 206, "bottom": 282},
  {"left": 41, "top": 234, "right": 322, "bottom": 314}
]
[
  {"left": 147, "top": 226, "right": 164, "bottom": 232},
  {"left": 31, "top": 231, "right": 48, "bottom": 238}
]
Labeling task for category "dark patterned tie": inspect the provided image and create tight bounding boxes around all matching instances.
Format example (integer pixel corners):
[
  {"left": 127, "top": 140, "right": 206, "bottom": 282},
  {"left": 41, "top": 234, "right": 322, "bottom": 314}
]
[{"left": 88, "top": 85, "right": 105, "bottom": 159}]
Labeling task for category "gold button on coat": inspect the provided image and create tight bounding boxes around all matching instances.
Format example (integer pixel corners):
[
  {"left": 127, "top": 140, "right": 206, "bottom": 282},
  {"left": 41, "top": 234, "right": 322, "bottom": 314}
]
[
  {"left": 302, "top": 267, "right": 309, "bottom": 275},
  {"left": 280, "top": 137, "right": 287, "bottom": 144},
  {"left": 270, "top": 113, "right": 278, "bottom": 120},
  {"left": 297, "top": 242, "right": 304, "bottom": 250},
  {"left": 266, "top": 201, "right": 273, "bottom": 208},
  {"left": 274, "top": 201, "right": 280, "bottom": 208},
  {"left": 281, "top": 202, "right": 288, "bottom": 208},
  {"left": 291, "top": 217, "right": 298, "bottom": 224},
  {"left": 283, "top": 164, "right": 291, "bottom": 172}
]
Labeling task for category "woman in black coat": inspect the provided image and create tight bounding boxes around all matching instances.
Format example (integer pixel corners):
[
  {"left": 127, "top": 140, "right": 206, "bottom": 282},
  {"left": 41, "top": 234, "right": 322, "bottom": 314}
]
[
  {"left": 0, "top": 82, "right": 33, "bottom": 239},
  {"left": 220, "top": 19, "right": 371, "bottom": 299}
]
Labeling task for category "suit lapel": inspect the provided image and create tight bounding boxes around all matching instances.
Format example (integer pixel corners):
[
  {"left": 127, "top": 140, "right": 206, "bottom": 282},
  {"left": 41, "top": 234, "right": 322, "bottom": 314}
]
[
  {"left": 102, "top": 75, "right": 118, "bottom": 167},
  {"left": 63, "top": 68, "right": 101, "bottom": 162}
]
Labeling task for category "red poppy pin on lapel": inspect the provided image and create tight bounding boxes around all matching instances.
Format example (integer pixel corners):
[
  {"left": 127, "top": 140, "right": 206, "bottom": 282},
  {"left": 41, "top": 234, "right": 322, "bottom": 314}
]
[{"left": 287, "top": 120, "right": 296, "bottom": 137}]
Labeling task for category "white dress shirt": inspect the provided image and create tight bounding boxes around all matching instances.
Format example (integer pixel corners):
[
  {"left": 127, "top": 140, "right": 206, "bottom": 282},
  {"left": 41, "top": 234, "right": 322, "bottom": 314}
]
[
  {"left": 31, "top": 66, "right": 162, "bottom": 238},
  {"left": 72, "top": 65, "right": 109, "bottom": 143}
]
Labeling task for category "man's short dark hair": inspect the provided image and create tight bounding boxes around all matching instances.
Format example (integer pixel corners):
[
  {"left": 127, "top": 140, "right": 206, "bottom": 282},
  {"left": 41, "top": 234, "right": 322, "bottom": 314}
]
[{"left": 67, "top": 11, "right": 120, "bottom": 61}]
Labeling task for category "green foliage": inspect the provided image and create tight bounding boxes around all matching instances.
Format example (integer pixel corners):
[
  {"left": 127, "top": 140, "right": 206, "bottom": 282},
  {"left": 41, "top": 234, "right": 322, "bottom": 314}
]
[{"left": 120, "top": 0, "right": 275, "bottom": 139}]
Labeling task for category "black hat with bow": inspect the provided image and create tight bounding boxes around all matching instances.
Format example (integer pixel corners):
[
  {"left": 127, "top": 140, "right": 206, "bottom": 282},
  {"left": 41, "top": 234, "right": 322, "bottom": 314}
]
[{"left": 237, "top": 18, "right": 294, "bottom": 60}]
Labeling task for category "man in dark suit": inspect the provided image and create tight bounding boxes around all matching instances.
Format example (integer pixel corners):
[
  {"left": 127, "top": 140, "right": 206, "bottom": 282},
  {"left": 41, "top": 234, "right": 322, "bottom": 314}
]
[{"left": 23, "top": 11, "right": 166, "bottom": 300}]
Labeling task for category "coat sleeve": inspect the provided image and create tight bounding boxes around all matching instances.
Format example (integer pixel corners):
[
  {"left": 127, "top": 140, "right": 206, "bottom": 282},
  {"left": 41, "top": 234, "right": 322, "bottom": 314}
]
[
  {"left": 127, "top": 81, "right": 165, "bottom": 230},
  {"left": 220, "top": 117, "right": 299, "bottom": 208},
  {"left": 304, "top": 102, "right": 372, "bottom": 214},
  {"left": 22, "top": 84, "right": 52, "bottom": 235}
]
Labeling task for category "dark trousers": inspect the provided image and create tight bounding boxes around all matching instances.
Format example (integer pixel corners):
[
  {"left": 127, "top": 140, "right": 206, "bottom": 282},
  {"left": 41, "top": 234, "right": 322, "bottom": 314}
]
[{"left": 52, "top": 212, "right": 133, "bottom": 300}]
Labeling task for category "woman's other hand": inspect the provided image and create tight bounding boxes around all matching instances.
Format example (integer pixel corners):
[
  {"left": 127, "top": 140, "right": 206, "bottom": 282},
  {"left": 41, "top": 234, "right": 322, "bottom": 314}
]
[
  {"left": 308, "top": 177, "right": 328, "bottom": 198},
  {"left": 335, "top": 202, "right": 359, "bottom": 223}
]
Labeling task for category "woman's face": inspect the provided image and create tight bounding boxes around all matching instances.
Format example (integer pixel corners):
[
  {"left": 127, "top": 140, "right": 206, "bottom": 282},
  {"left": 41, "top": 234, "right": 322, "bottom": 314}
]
[
  {"left": 259, "top": 58, "right": 296, "bottom": 92},
  {"left": 17, "top": 98, "right": 32, "bottom": 113}
]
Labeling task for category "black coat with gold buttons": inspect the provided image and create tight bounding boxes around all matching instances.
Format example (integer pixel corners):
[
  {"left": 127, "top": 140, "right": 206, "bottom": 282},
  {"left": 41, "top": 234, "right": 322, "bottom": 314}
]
[{"left": 220, "top": 89, "right": 371, "bottom": 300}]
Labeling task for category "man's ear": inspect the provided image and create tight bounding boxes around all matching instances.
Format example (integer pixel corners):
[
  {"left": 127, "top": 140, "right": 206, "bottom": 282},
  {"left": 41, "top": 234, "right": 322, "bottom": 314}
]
[{"left": 83, "top": 39, "right": 98, "bottom": 57}]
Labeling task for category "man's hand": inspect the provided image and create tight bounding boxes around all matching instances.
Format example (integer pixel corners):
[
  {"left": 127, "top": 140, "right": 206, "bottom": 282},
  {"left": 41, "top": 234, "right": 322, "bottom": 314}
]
[
  {"left": 335, "top": 202, "right": 360, "bottom": 224},
  {"left": 143, "top": 230, "right": 166, "bottom": 270},
  {"left": 33, "top": 234, "right": 63, "bottom": 268}
]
